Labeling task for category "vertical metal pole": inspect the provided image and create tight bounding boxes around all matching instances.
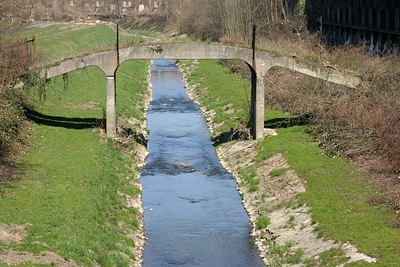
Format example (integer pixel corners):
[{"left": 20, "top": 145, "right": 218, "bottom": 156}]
[
  {"left": 252, "top": 25, "right": 256, "bottom": 70},
  {"left": 33, "top": 35, "right": 37, "bottom": 66},
  {"left": 115, "top": 0, "right": 120, "bottom": 18},
  {"left": 116, "top": 24, "right": 120, "bottom": 66}
]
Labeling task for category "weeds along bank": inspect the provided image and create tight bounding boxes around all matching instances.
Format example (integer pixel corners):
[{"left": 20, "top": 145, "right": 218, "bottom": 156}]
[
  {"left": 0, "top": 60, "right": 150, "bottom": 266},
  {"left": 180, "top": 60, "right": 400, "bottom": 266}
]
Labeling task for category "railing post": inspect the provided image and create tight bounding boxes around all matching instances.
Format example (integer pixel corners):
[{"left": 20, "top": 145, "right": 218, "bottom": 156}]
[{"left": 106, "top": 75, "right": 116, "bottom": 137}]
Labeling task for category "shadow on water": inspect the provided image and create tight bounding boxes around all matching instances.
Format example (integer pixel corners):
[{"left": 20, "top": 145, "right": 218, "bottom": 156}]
[{"left": 25, "top": 108, "right": 103, "bottom": 130}]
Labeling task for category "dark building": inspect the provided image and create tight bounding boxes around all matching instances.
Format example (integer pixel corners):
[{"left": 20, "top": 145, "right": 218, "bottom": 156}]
[
  {"left": 306, "top": 0, "right": 400, "bottom": 53},
  {"left": 26, "top": 1, "right": 165, "bottom": 22}
]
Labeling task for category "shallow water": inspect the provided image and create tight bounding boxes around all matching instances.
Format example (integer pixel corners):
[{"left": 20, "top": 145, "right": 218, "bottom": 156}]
[{"left": 141, "top": 59, "right": 263, "bottom": 267}]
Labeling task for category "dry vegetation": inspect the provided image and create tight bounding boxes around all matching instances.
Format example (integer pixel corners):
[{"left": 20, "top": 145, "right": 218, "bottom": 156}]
[
  {"left": 177, "top": 0, "right": 400, "bottom": 223},
  {"left": 263, "top": 50, "right": 400, "bottom": 219},
  {"left": 251, "top": 24, "right": 400, "bottom": 219}
]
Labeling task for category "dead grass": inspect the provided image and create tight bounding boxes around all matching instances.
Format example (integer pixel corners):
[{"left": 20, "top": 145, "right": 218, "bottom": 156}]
[
  {"left": 216, "top": 22, "right": 400, "bottom": 222},
  {"left": 262, "top": 51, "right": 400, "bottom": 224}
]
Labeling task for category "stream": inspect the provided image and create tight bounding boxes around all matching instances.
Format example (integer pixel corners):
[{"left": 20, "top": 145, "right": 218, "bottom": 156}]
[{"left": 141, "top": 59, "right": 264, "bottom": 267}]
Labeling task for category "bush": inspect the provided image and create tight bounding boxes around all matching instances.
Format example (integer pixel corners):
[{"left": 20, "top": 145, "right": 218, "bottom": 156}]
[{"left": 0, "top": 88, "right": 30, "bottom": 161}]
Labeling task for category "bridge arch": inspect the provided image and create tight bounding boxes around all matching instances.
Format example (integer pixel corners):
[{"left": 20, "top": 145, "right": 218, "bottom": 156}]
[{"left": 43, "top": 43, "right": 361, "bottom": 139}]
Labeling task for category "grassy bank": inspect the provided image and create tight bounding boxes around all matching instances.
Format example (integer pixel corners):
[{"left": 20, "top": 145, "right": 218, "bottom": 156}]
[
  {"left": 0, "top": 58, "right": 149, "bottom": 266},
  {"left": 181, "top": 60, "right": 400, "bottom": 266},
  {"left": 17, "top": 23, "right": 143, "bottom": 65},
  {"left": 0, "top": 22, "right": 145, "bottom": 168}
]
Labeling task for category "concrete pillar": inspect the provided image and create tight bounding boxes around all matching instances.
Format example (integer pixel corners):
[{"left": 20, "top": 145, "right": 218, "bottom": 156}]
[
  {"left": 250, "top": 71, "right": 265, "bottom": 140},
  {"left": 254, "top": 75, "right": 265, "bottom": 140},
  {"left": 106, "top": 76, "right": 116, "bottom": 137}
]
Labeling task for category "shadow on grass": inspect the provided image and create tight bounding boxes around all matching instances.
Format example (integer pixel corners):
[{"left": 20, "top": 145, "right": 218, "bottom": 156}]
[
  {"left": 25, "top": 109, "right": 104, "bottom": 130},
  {"left": 1, "top": 108, "right": 105, "bottom": 194},
  {"left": 212, "top": 115, "right": 313, "bottom": 146},
  {"left": 0, "top": 160, "right": 26, "bottom": 194},
  {"left": 264, "top": 114, "right": 312, "bottom": 129}
]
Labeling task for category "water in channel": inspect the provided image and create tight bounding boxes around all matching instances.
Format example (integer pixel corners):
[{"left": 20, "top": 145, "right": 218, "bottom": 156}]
[{"left": 141, "top": 59, "right": 264, "bottom": 267}]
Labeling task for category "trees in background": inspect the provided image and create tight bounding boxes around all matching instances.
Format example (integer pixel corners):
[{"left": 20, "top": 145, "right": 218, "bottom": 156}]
[
  {"left": 178, "top": 0, "right": 223, "bottom": 41},
  {"left": 0, "top": 0, "right": 32, "bottom": 35},
  {"left": 178, "top": 0, "right": 304, "bottom": 42}
]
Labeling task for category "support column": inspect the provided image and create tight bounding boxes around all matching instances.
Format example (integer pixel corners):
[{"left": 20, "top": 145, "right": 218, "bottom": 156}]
[
  {"left": 106, "top": 75, "right": 116, "bottom": 137},
  {"left": 250, "top": 72, "right": 265, "bottom": 140},
  {"left": 254, "top": 75, "right": 265, "bottom": 140}
]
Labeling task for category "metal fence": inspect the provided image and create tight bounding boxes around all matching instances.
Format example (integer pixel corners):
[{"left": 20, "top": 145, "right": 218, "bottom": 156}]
[{"left": 307, "top": 0, "right": 400, "bottom": 53}]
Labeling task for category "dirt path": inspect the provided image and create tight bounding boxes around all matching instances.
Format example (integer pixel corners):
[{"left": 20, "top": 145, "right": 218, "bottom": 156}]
[{"left": 0, "top": 224, "right": 78, "bottom": 266}]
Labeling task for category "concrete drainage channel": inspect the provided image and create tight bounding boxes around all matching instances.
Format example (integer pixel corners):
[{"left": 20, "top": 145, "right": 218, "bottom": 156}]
[{"left": 140, "top": 59, "right": 264, "bottom": 267}]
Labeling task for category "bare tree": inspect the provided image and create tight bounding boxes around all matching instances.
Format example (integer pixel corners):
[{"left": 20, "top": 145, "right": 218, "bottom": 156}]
[
  {"left": 180, "top": 0, "right": 223, "bottom": 41},
  {"left": 0, "top": 1, "right": 28, "bottom": 37}
]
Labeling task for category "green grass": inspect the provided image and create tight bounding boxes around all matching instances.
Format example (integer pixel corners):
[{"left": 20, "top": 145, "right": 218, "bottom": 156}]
[
  {"left": 304, "top": 248, "right": 348, "bottom": 267},
  {"left": 241, "top": 169, "right": 259, "bottom": 192},
  {"left": 256, "top": 125, "right": 400, "bottom": 266},
  {"left": 17, "top": 23, "right": 143, "bottom": 65},
  {"left": 0, "top": 59, "right": 149, "bottom": 265},
  {"left": 125, "top": 29, "right": 160, "bottom": 37},
  {"left": 1, "top": 126, "right": 137, "bottom": 265},
  {"left": 182, "top": 60, "right": 400, "bottom": 266},
  {"left": 182, "top": 60, "right": 251, "bottom": 137},
  {"left": 268, "top": 242, "right": 303, "bottom": 266},
  {"left": 116, "top": 60, "right": 149, "bottom": 122},
  {"left": 256, "top": 216, "right": 271, "bottom": 230}
]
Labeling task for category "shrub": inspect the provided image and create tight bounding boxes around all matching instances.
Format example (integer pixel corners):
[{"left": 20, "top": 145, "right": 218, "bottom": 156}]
[{"left": 0, "top": 88, "right": 30, "bottom": 161}]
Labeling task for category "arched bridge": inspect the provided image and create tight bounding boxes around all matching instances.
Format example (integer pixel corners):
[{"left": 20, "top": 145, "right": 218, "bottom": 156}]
[{"left": 42, "top": 43, "right": 361, "bottom": 139}]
